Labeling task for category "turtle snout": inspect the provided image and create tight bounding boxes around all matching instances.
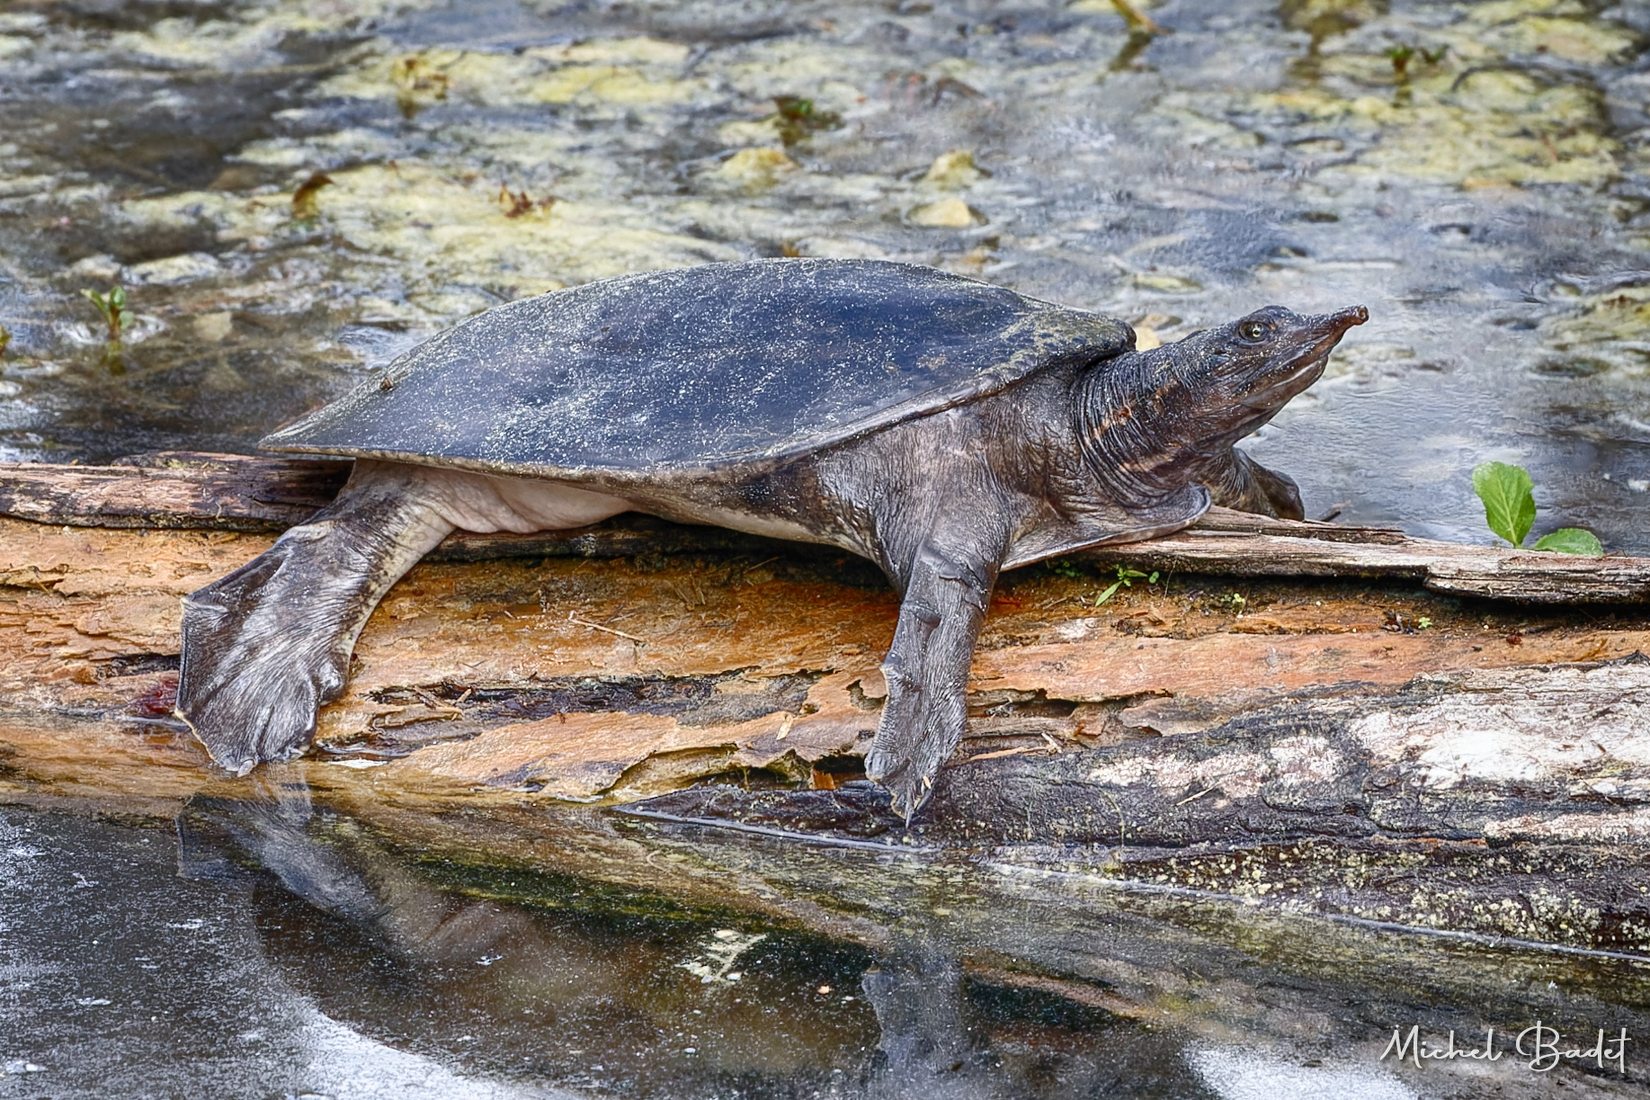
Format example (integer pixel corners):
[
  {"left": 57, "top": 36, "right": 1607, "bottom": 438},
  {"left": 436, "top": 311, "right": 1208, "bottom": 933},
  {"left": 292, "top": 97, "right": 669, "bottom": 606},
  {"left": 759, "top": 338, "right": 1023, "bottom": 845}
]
[
  {"left": 1332, "top": 305, "right": 1369, "bottom": 330},
  {"left": 1301, "top": 305, "right": 1368, "bottom": 357}
]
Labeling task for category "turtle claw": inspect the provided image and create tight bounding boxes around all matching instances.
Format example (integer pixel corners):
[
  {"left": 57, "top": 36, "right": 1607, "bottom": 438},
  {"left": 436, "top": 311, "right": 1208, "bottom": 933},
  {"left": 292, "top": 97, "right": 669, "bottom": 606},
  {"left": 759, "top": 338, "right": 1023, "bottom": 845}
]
[
  {"left": 863, "top": 752, "right": 928, "bottom": 826},
  {"left": 864, "top": 663, "right": 968, "bottom": 823}
]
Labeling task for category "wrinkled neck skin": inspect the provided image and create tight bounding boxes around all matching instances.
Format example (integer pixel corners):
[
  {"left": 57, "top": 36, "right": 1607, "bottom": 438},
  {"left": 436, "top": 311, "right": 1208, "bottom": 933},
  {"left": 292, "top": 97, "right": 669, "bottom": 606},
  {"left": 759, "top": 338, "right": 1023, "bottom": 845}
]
[{"left": 1076, "top": 341, "right": 1276, "bottom": 503}]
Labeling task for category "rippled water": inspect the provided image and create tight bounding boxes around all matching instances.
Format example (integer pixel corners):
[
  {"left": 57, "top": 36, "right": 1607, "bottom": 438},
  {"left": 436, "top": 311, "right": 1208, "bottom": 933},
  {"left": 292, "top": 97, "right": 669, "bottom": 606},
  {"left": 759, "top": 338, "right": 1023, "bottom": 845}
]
[
  {"left": 7, "top": 802, "right": 1649, "bottom": 1099},
  {"left": 0, "top": 0, "right": 1646, "bottom": 547},
  {"left": 0, "top": 807, "right": 1233, "bottom": 1098}
]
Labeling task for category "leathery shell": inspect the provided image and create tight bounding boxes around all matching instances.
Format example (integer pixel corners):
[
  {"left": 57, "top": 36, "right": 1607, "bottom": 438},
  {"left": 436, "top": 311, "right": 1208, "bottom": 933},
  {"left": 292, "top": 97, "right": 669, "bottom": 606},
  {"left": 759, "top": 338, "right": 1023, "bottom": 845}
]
[{"left": 263, "top": 258, "right": 1134, "bottom": 483}]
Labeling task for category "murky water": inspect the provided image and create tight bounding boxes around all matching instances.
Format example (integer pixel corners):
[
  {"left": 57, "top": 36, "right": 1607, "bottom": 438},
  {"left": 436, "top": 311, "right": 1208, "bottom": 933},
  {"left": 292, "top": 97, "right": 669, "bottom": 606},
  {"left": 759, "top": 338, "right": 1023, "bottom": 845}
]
[
  {"left": 0, "top": 807, "right": 1216, "bottom": 1098},
  {"left": 6, "top": 802, "right": 1649, "bottom": 1099},
  {"left": 0, "top": 0, "right": 1646, "bottom": 547}
]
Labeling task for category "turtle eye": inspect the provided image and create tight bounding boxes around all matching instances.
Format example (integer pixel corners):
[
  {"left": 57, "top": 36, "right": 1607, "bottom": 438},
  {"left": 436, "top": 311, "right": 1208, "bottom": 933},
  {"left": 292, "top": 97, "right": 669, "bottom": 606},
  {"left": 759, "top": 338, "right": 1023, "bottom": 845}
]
[{"left": 1239, "top": 319, "right": 1272, "bottom": 343}]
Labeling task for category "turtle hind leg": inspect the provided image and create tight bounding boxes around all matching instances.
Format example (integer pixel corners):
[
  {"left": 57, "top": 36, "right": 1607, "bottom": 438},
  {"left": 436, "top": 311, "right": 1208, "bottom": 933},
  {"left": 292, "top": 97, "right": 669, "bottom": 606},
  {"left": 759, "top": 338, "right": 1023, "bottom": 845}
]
[{"left": 176, "top": 464, "right": 457, "bottom": 774}]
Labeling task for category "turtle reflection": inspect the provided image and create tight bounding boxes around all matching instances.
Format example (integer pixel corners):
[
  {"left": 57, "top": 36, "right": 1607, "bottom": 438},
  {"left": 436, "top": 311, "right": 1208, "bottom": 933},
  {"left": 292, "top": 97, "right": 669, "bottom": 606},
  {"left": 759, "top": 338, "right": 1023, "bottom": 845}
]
[{"left": 175, "top": 787, "right": 1191, "bottom": 1098}]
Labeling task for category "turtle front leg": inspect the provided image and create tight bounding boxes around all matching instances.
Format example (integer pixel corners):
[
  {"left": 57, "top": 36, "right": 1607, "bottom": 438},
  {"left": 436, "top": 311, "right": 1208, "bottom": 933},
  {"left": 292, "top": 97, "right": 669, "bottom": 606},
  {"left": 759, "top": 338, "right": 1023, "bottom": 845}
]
[
  {"left": 176, "top": 464, "right": 456, "bottom": 775},
  {"left": 864, "top": 535, "right": 1006, "bottom": 821},
  {"left": 1208, "top": 447, "right": 1305, "bottom": 520}
]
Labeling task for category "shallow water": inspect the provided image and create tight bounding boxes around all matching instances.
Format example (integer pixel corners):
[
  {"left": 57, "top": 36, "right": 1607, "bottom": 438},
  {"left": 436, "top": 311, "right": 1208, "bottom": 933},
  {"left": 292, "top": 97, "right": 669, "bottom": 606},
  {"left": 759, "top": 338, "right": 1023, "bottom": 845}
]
[
  {"left": 0, "top": 807, "right": 1213, "bottom": 1098},
  {"left": 0, "top": 0, "right": 1646, "bottom": 548},
  {"left": 6, "top": 803, "right": 1649, "bottom": 1099}
]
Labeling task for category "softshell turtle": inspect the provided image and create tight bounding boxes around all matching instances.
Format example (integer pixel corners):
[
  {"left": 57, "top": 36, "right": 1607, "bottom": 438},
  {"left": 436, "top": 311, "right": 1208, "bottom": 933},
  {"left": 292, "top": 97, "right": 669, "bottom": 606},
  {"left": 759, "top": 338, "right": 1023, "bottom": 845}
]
[{"left": 177, "top": 258, "right": 1366, "bottom": 818}]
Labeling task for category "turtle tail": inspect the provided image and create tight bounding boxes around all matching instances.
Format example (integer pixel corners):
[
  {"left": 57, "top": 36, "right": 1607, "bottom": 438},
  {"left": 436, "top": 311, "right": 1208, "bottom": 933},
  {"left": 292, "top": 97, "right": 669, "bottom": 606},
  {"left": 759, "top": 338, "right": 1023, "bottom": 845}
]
[{"left": 176, "top": 463, "right": 455, "bottom": 774}]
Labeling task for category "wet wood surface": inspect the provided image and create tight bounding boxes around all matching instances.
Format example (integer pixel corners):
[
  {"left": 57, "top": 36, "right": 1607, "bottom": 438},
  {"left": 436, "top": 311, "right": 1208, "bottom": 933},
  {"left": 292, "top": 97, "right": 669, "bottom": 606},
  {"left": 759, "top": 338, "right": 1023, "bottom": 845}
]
[{"left": 2, "top": 453, "right": 1649, "bottom": 962}]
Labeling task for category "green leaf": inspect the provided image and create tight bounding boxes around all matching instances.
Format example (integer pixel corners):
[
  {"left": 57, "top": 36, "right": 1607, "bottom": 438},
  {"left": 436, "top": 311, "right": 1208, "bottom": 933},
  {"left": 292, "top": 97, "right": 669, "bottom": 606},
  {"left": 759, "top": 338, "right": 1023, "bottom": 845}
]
[
  {"left": 1471, "top": 461, "right": 1536, "bottom": 548},
  {"left": 1532, "top": 528, "right": 1604, "bottom": 557},
  {"left": 1092, "top": 579, "right": 1125, "bottom": 606}
]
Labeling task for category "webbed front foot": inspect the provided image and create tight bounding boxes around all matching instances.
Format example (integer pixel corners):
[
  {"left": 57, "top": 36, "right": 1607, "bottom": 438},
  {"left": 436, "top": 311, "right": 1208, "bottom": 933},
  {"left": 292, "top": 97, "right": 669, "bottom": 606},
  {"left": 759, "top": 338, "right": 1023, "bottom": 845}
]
[
  {"left": 1212, "top": 448, "right": 1305, "bottom": 520},
  {"left": 864, "top": 670, "right": 968, "bottom": 823},
  {"left": 863, "top": 538, "right": 1002, "bottom": 822}
]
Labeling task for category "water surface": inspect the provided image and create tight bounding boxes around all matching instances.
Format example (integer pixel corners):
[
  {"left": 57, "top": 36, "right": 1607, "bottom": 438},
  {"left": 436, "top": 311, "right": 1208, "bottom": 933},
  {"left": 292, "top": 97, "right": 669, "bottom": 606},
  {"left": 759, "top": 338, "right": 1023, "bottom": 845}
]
[
  {"left": 6, "top": 802, "right": 1648, "bottom": 1098},
  {"left": 0, "top": 0, "right": 1646, "bottom": 547}
]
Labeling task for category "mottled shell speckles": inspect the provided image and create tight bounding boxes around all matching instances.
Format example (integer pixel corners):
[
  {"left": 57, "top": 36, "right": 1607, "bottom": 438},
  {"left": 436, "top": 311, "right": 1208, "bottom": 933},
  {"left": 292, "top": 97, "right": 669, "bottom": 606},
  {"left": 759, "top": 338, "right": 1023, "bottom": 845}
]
[{"left": 262, "top": 259, "right": 1133, "bottom": 480}]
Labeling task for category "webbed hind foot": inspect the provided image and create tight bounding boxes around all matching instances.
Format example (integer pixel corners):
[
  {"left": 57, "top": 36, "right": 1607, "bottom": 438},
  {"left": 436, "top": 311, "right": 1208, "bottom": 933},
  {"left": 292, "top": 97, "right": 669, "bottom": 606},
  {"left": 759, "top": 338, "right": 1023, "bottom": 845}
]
[
  {"left": 175, "top": 467, "right": 456, "bottom": 774},
  {"left": 177, "top": 531, "right": 356, "bottom": 774}
]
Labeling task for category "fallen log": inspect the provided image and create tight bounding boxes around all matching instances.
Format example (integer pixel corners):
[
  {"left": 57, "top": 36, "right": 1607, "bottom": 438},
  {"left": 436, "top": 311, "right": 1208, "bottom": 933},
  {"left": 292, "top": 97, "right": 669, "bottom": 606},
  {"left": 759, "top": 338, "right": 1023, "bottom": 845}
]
[
  {"left": 4, "top": 452, "right": 1649, "bottom": 599},
  {"left": 636, "top": 657, "right": 1650, "bottom": 850},
  {"left": 2, "top": 452, "right": 1649, "bottom": 961},
  {"left": 629, "top": 657, "right": 1650, "bottom": 955}
]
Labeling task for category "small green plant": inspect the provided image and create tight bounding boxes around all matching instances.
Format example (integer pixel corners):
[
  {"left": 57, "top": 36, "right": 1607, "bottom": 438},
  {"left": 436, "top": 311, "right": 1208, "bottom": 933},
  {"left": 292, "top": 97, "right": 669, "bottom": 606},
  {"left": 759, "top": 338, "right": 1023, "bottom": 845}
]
[
  {"left": 82, "top": 286, "right": 130, "bottom": 343},
  {"left": 80, "top": 286, "right": 131, "bottom": 371},
  {"left": 771, "top": 96, "right": 842, "bottom": 145},
  {"left": 1417, "top": 616, "right": 1433, "bottom": 630},
  {"left": 1087, "top": 565, "right": 1159, "bottom": 607},
  {"left": 1045, "top": 559, "right": 1085, "bottom": 581},
  {"left": 1471, "top": 461, "right": 1602, "bottom": 556},
  {"left": 0, "top": 322, "right": 10, "bottom": 358},
  {"left": 1386, "top": 42, "right": 1447, "bottom": 79}
]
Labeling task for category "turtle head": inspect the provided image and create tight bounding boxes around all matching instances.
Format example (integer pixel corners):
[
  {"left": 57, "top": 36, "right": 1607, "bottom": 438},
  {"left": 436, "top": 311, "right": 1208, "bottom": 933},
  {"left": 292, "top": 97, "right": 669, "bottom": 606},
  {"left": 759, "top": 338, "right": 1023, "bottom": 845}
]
[
  {"left": 1162, "top": 304, "right": 1368, "bottom": 431},
  {"left": 1080, "top": 304, "right": 1366, "bottom": 498}
]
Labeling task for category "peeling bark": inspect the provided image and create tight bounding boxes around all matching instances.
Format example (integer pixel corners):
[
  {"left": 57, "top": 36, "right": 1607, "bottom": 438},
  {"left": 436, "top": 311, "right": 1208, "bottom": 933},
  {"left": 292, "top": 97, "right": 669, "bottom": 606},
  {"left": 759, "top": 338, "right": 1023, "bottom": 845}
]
[{"left": 627, "top": 657, "right": 1650, "bottom": 949}]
